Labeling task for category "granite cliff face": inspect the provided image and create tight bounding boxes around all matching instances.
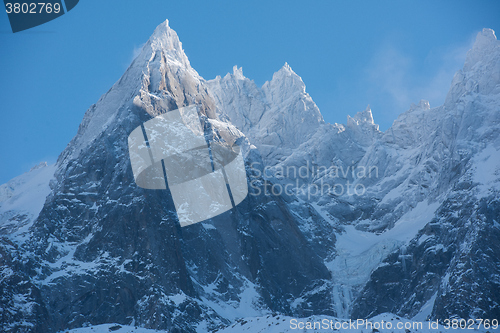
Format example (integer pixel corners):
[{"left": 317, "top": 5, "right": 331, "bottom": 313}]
[{"left": 0, "top": 22, "right": 499, "bottom": 332}]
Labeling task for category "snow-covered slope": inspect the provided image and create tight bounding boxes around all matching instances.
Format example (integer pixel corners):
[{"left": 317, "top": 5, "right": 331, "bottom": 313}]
[{"left": 0, "top": 162, "right": 55, "bottom": 238}]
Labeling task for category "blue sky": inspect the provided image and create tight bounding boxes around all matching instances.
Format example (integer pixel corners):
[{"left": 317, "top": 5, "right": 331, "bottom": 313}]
[{"left": 1, "top": 0, "right": 499, "bottom": 184}]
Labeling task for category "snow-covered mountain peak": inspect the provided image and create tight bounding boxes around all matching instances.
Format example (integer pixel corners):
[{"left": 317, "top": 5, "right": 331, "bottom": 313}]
[
  {"left": 232, "top": 65, "right": 245, "bottom": 80},
  {"left": 348, "top": 105, "right": 376, "bottom": 126},
  {"left": 409, "top": 99, "right": 431, "bottom": 111},
  {"left": 207, "top": 65, "right": 265, "bottom": 133},
  {"left": 472, "top": 28, "right": 497, "bottom": 50},
  {"left": 149, "top": 19, "right": 184, "bottom": 53},
  {"left": 58, "top": 19, "right": 209, "bottom": 164},
  {"left": 345, "top": 105, "right": 381, "bottom": 145},
  {"left": 445, "top": 28, "right": 499, "bottom": 105},
  {"left": 144, "top": 19, "right": 192, "bottom": 70},
  {"left": 463, "top": 28, "right": 499, "bottom": 72},
  {"left": 278, "top": 62, "right": 293, "bottom": 74},
  {"left": 273, "top": 62, "right": 302, "bottom": 83},
  {"left": 207, "top": 61, "right": 325, "bottom": 164},
  {"left": 263, "top": 63, "right": 306, "bottom": 99}
]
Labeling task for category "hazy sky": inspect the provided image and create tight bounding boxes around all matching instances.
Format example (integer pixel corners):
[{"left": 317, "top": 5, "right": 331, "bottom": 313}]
[{"left": 1, "top": 0, "right": 499, "bottom": 184}]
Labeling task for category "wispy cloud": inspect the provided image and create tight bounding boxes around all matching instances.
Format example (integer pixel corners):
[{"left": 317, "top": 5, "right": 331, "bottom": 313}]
[
  {"left": 364, "top": 34, "right": 475, "bottom": 119},
  {"left": 122, "top": 43, "right": 146, "bottom": 70},
  {"left": 131, "top": 43, "right": 146, "bottom": 62},
  {"left": 366, "top": 45, "right": 412, "bottom": 110}
]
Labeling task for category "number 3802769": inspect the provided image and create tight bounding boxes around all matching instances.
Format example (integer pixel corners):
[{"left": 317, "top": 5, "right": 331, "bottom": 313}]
[{"left": 5, "top": 3, "right": 61, "bottom": 14}]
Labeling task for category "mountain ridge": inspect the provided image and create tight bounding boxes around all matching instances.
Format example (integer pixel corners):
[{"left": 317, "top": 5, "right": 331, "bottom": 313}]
[{"left": 0, "top": 21, "right": 499, "bottom": 332}]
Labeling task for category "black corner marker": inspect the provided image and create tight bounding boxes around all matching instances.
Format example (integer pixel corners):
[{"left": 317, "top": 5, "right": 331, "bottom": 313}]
[{"left": 4, "top": 0, "right": 79, "bottom": 33}]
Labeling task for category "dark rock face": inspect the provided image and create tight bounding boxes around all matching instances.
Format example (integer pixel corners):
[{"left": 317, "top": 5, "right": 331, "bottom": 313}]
[
  {"left": 13, "top": 99, "right": 332, "bottom": 332},
  {"left": 0, "top": 238, "right": 48, "bottom": 333},
  {"left": 432, "top": 195, "right": 500, "bottom": 320},
  {"left": 28, "top": 106, "right": 203, "bottom": 331}
]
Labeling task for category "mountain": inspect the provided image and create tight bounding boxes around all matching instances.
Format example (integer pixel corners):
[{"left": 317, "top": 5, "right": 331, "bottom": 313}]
[
  {"left": 207, "top": 62, "right": 324, "bottom": 165},
  {"left": 0, "top": 21, "right": 498, "bottom": 332}
]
